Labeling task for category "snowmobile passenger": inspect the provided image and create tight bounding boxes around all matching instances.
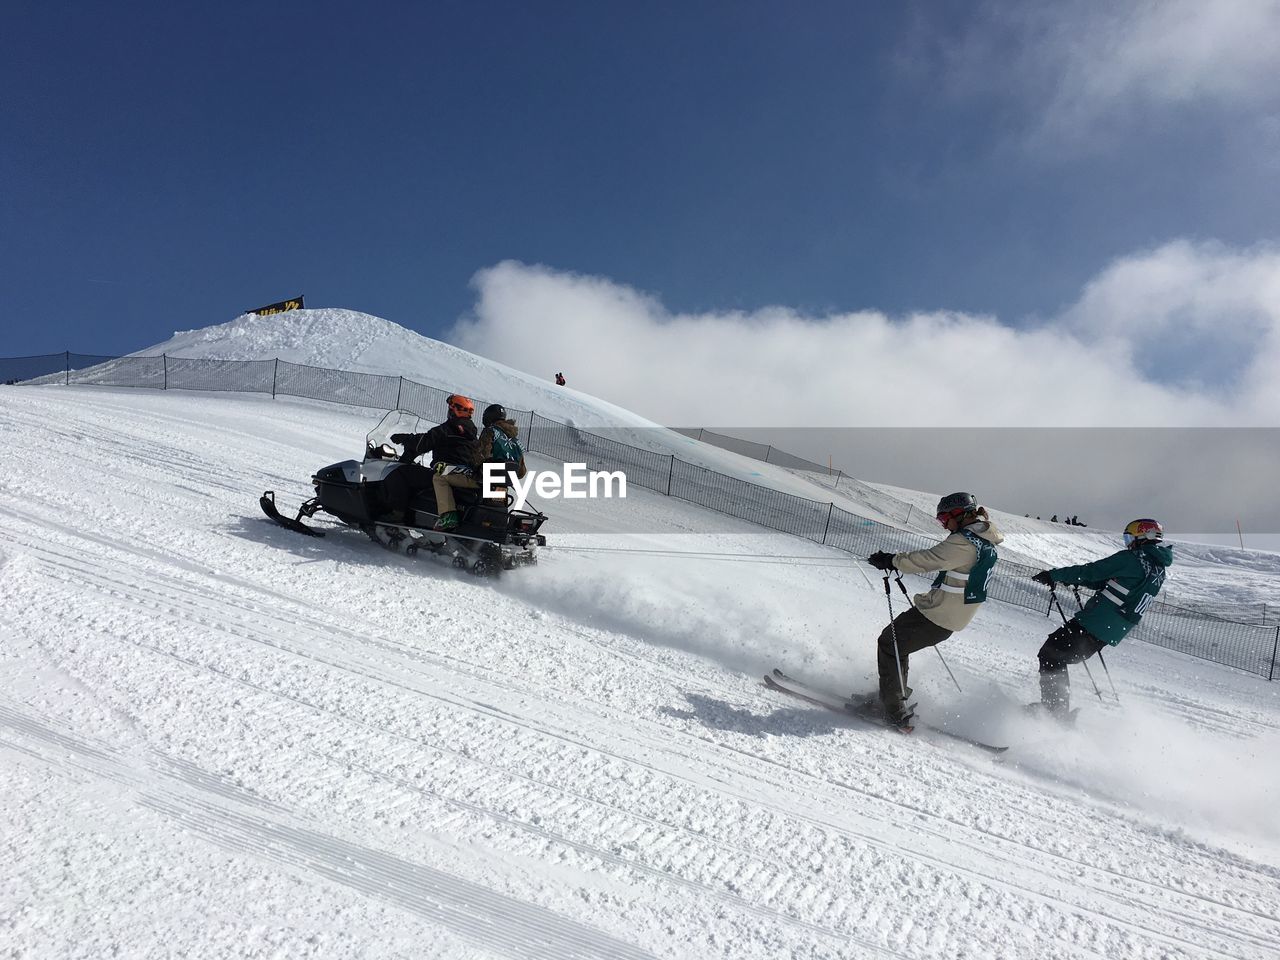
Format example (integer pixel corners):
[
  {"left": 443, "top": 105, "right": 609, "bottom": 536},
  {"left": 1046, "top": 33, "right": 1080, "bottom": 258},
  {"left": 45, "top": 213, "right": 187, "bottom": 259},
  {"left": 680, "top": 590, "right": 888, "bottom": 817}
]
[
  {"left": 1027, "top": 518, "right": 1172, "bottom": 720},
  {"left": 387, "top": 394, "right": 480, "bottom": 531},
  {"left": 474, "top": 404, "right": 527, "bottom": 501},
  {"left": 865, "top": 492, "right": 1003, "bottom": 727}
]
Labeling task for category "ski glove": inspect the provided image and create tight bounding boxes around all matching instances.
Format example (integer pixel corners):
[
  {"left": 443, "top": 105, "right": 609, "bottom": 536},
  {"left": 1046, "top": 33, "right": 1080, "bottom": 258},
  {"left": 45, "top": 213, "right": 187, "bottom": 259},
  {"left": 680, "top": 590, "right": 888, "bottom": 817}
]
[
  {"left": 1032, "top": 571, "right": 1055, "bottom": 586},
  {"left": 868, "top": 550, "right": 896, "bottom": 571},
  {"left": 390, "top": 433, "right": 411, "bottom": 444}
]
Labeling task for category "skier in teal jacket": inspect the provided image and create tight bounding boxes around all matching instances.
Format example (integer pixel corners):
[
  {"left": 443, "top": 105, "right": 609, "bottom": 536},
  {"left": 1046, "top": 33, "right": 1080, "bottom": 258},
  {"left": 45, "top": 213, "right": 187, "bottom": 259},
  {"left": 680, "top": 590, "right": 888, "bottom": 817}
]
[{"left": 1028, "top": 518, "right": 1173, "bottom": 718}]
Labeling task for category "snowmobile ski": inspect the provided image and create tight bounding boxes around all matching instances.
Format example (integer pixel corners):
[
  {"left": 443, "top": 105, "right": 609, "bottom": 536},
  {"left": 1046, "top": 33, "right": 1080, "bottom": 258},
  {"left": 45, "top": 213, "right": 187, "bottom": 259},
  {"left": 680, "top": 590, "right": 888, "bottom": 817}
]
[
  {"left": 260, "top": 491, "right": 324, "bottom": 537},
  {"left": 766, "top": 668, "right": 1008, "bottom": 754}
]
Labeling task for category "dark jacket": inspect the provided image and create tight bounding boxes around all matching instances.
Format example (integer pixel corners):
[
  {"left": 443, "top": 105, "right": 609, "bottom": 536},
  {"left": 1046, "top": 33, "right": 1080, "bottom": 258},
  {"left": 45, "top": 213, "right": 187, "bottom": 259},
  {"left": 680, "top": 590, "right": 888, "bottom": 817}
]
[
  {"left": 1050, "top": 541, "right": 1173, "bottom": 645},
  {"left": 401, "top": 415, "right": 478, "bottom": 467}
]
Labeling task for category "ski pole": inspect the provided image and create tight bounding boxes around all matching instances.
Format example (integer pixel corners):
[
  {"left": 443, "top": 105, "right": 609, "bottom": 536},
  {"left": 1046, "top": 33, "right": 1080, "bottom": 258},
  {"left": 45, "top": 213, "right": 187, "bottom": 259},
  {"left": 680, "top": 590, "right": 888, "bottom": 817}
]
[
  {"left": 931, "top": 642, "right": 962, "bottom": 693},
  {"left": 893, "top": 574, "right": 961, "bottom": 693},
  {"left": 1051, "top": 586, "right": 1103, "bottom": 702},
  {"left": 1049, "top": 586, "right": 1070, "bottom": 625},
  {"left": 883, "top": 574, "right": 908, "bottom": 702},
  {"left": 1097, "top": 648, "right": 1120, "bottom": 702},
  {"left": 1080, "top": 657, "right": 1105, "bottom": 703}
]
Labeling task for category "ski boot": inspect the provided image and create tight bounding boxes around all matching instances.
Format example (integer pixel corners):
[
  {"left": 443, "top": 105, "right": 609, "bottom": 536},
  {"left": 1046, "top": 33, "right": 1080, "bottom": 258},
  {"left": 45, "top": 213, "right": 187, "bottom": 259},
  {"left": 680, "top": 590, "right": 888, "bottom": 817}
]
[
  {"left": 883, "top": 701, "right": 916, "bottom": 731},
  {"left": 1023, "top": 701, "right": 1079, "bottom": 727},
  {"left": 433, "top": 511, "right": 459, "bottom": 532}
]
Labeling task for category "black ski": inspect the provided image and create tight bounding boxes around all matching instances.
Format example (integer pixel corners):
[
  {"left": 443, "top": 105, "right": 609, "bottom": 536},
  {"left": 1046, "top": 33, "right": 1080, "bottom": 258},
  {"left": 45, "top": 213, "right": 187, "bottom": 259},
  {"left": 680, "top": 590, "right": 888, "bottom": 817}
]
[{"left": 765, "top": 668, "right": 1008, "bottom": 754}]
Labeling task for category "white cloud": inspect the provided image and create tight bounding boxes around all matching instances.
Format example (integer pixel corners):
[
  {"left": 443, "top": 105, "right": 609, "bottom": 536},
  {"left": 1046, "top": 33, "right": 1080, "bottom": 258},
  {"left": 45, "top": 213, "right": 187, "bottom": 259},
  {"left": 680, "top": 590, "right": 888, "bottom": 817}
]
[
  {"left": 923, "top": 0, "right": 1280, "bottom": 146},
  {"left": 1062, "top": 239, "right": 1280, "bottom": 394},
  {"left": 451, "top": 242, "right": 1280, "bottom": 429}
]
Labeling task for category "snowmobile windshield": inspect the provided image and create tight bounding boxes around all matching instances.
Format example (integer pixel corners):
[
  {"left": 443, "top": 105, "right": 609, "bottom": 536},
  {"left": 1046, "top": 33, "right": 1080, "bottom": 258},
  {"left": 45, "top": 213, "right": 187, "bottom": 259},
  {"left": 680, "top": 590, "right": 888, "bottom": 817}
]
[{"left": 365, "top": 410, "right": 422, "bottom": 461}]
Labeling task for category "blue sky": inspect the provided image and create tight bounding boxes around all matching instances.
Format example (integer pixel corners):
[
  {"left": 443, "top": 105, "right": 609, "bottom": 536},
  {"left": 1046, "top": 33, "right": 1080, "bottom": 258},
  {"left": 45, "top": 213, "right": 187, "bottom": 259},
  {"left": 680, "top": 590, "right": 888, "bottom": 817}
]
[{"left": 7, "top": 1, "right": 1278, "bottom": 358}]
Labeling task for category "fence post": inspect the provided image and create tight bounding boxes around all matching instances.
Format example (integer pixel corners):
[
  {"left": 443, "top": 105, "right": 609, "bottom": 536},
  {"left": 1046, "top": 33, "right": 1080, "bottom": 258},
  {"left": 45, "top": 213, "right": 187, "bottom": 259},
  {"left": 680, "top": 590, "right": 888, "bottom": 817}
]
[
  {"left": 1270, "top": 626, "right": 1279, "bottom": 682},
  {"left": 395, "top": 376, "right": 403, "bottom": 408},
  {"left": 822, "top": 502, "right": 833, "bottom": 544},
  {"left": 64, "top": 350, "right": 70, "bottom": 386},
  {"left": 765, "top": 445, "right": 773, "bottom": 463},
  {"left": 697, "top": 428, "right": 704, "bottom": 441},
  {"left": 271, "top": 358, "right": 278, "bottom": 399},
  {"left": 526, "top": 411, "right": 536, "bottom": 451},
  {"left": 905, "top": 503, "right": 913, "bottom": 525},
  {"left": 666, "top": 456, "right": 675, "bottom": 496},
  {"left": 162, "top": 353, "right": 168, "bottom": 390}
]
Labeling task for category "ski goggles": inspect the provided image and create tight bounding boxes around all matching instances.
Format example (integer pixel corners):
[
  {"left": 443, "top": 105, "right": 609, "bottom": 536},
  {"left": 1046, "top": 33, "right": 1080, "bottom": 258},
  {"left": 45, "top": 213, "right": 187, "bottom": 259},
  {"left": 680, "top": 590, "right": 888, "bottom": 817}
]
[{"left": 936, "top": 508, "right": 967, "bottom": 527}]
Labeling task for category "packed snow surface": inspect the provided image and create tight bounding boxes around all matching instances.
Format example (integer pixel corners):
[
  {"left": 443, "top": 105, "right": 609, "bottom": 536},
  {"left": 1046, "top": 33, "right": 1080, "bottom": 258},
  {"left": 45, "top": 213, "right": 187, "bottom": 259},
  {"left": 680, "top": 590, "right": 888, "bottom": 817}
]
[{"left": 3, "top": 384, "right": 1280, "bottom": 960}]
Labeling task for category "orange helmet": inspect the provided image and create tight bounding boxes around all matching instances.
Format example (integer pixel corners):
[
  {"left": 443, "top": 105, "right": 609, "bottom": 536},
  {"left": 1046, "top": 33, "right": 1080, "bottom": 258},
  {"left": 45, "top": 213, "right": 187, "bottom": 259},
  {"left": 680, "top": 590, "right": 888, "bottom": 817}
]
[{"left": 446, "top": 394, "right": 475, "bottom": 418}]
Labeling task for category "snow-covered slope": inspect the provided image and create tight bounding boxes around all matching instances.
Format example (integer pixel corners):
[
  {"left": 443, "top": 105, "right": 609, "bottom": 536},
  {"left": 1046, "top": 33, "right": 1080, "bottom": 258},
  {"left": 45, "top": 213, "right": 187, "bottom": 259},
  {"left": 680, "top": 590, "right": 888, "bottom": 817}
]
[{"left": 3, "top": 385, "right": 1280, "bottom": 960}]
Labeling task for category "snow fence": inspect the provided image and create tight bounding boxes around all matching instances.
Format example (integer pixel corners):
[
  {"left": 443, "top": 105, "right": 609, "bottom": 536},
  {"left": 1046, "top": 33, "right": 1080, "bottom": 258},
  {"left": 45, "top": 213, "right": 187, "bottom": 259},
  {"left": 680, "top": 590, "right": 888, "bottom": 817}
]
[{"left": 5, "top": 351, "right": 1278, "bottom": 682}]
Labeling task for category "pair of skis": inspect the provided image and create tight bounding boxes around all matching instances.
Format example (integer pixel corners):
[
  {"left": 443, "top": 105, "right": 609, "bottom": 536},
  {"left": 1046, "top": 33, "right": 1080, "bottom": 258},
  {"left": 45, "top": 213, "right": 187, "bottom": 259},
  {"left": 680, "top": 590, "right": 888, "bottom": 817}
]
[{"left": 763, "top": 668, "right": 1008, "bottom": 754}]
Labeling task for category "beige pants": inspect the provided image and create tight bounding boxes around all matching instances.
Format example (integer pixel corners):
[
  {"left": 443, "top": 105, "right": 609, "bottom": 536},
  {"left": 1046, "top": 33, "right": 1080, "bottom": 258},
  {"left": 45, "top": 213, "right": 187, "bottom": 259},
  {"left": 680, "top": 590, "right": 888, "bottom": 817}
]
[{"left": 433, "top": 471, "right": 479, "bottom": 515}]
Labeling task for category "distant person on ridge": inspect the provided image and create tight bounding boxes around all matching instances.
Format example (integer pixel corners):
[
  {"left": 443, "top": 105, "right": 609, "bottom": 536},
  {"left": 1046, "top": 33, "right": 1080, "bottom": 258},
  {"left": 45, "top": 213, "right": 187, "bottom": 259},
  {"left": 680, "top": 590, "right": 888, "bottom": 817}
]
[
  {"left": 473, "top": 403, "right": 527, "bottom": 502},
  {"left": 1051, "top": 515, "right": 1058, "bottom": 523},
  {"left": 1027, "top": 518, "right": 1172, "bottom": 720},
  {"left": 555, "top": 372, "right": 566, "bottom": 386},
  {"left": 388, "top": 394, "right": 479, "bottom": 532},
  {"left": 864, "top": 492, "right": 1003, "bottom": 727}
]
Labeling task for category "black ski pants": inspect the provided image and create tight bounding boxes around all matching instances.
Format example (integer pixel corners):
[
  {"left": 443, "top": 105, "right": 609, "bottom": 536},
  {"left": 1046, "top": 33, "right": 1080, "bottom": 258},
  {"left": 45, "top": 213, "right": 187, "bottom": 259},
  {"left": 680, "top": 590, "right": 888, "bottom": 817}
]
[
  {"left": 876, "top": 607, "right": 952, "bottom": 709},
  {"left": 1037, "top": 619, "right": 1106, "bottom": 715},
  {"left": 381, "top": 463, "right": 436, "bottom": 517}
]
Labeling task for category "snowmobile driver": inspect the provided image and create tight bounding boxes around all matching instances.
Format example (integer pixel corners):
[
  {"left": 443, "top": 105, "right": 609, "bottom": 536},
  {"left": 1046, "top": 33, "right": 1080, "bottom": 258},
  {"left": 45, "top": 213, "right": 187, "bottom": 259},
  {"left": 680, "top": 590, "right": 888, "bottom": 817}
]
[
  {"left": 387, "top": 394, "right": 480, "bottom": 532},
  {"left": 473, "top": 404, "right": 527, "bottom": 502},
  {"left": 865, "top": 492, "right": 1003, "bottom": 727},
  {"left": 1027, "top": 518, "right": 1172, "bottom": 720}
]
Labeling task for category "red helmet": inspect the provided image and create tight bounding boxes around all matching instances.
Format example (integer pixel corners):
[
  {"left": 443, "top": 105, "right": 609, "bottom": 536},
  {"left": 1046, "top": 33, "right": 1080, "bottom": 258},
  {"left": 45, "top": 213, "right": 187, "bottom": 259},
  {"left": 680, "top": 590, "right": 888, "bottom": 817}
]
[{"left": 1123, "top": 518, "right": 1163, "bottom": 547}]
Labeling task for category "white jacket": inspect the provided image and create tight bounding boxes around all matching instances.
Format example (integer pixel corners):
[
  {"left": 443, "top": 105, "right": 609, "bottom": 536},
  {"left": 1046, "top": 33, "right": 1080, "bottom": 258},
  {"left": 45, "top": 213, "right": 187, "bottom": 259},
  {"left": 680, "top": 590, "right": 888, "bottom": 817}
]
[{"left": 892, "top": 519, "right": 1004, "bottom": 632}]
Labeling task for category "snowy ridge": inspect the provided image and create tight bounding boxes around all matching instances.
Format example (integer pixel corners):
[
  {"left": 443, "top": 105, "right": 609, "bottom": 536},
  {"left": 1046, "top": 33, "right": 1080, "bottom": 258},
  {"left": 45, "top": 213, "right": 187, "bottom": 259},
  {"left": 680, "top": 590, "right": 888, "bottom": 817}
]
[
  {"left": 148, "top": 308, "right": 661, "bottom": 433},
  {"left": 136, "top": 309, "right": 936, "bottom": 517}
]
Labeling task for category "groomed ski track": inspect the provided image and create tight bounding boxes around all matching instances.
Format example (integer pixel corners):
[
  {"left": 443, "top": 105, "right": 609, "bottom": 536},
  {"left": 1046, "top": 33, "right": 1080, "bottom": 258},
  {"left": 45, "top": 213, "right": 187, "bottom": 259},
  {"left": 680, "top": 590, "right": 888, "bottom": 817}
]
[{"left": 3, "top": 387, "right": 1280, "bottom": 960}]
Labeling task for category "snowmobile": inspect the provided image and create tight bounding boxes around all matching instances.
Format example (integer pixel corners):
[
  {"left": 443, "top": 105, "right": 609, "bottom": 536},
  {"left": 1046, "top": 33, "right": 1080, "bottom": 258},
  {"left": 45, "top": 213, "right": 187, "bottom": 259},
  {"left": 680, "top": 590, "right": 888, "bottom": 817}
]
[{"left": 260, "top": 410, "right": 547, "bottom": 576}]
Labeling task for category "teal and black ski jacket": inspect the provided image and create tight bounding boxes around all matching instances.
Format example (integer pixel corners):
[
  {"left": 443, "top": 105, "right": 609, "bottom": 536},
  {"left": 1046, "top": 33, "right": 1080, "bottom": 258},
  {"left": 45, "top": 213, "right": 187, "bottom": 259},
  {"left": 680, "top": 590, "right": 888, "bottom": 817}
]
[{"left": 1049, "top": 541, "right": 1173, "bottom": 645}]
